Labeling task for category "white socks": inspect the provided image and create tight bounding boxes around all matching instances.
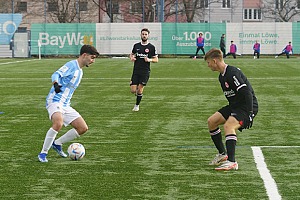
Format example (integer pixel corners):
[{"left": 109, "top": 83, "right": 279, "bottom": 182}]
[
  {"left": 54, "top": 128, "right": 80, "bottom": 145},
  {"left": 41, "top": 128, "right": 57, "bottom": 154}
]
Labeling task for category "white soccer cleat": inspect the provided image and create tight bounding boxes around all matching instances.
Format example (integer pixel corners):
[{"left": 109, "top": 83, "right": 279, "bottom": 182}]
[
  {"left": 275, "top": 55, "right": 278, "bottom": 58},
  {"left": 132, "top": 105, "right": 139, "bottom": 112},
  {"left": 209, "top": 154, "right": 228, "bottom": 166},
  {"left": 215, "top": 160, "right": 238, "bottom": 171},
  {"left": 253, "top": 56, "right": 256, "bottom": 59}
]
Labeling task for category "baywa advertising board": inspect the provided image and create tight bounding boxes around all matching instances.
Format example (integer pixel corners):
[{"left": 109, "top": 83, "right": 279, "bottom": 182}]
[
  {"left": 31, "top": 23, "right": 96, "bottom": 55},
  {"left": 30, "top": 22, "right": 300, "bottom": 55}
]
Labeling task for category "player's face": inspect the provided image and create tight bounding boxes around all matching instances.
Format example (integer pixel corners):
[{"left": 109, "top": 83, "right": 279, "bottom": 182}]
[
  {"left": 206, "top": 58, "right": 218, "bottom": 71},
  {"left": 141, "top": 31, "right": 149, "bottom": 42},
  {"left": 84, "top": 54, "right": 97, "bottom": 67}
]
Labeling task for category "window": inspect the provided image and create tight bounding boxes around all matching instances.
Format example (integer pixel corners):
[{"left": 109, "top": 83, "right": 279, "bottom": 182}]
[
  {"left": 130, "top": 1, "right": 142, "bottom": 13},
  {"left": 79, "top": 2, "right": 88, "bottom": 12},
  {"left": 199, "top": 0, "right": 209, "bottom": 8},
  {"left": 222, "top": 0, "right": 230, "bottom": 8},
  {"left": 47, "top": 2, "right": 58, "bottom": 12},
  {"left": 244, "top": 9, "right": 247, "bottom": 19},
  {"left": 17, "top": 2, "right": 27, "bottom": 12},
  {"left": 249, "top": 9, "right": 252, "bottom": 19},
  {"left": 244, "top": 9, "right": 262, "bottom": 21},
  {"left": 297, "top": 0, "right": 300, "bottom": 9}
]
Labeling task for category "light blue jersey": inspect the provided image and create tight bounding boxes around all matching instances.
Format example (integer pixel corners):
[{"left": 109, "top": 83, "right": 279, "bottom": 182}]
[{"left": 46, "top": 60, "right": 83, "bottom": 107}]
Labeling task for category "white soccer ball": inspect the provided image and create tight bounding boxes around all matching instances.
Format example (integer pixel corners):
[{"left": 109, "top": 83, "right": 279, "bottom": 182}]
[{"left": 67, "top": 143, "right": 85, "bottom": 160}]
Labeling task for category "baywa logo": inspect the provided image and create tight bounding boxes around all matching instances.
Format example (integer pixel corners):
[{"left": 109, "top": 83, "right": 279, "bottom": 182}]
[{"left": 38, "top": 32, "right": 93, "bottom": 48}]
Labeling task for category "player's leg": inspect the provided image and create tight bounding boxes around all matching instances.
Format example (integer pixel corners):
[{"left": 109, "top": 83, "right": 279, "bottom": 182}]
[
  {"left": 133, "top": 84, "right": 144, "bottom": 111},
  {"left": 133, "top": 73, "right": 149, "bottom": 111},
  {"left": 233, "top": 53, "right": 236, "bottom": 59},
  {"left": 257, "top": 51, "right": 260, "bottom": 59},
  {"left": 194, "top": 47, "right": 200, "bottom": 58},
  {"left": 276, "top": 52, "right": 284, "bottom": 58},
  {"left": 53, "top": 107, "right": 85, "bottom": 157},
  {"left": 221, "top": 48, "right": 226, "bottom": 57},
  {"left": 201, "top": 47, "right": 206, "bottom": 55},
  {"left": 38, "top": 104, "right": 64, "bottom": 162},
  {"left": 224, "top": 52, "right": 230, "bottom": 58},
  {"left": 215, "top": 116, "right": 240, "bottom": 170},
  {"left": 130, "top": 74, "right": 138, "bottom": 94},
  {"left": 207, "top": 110, "right": 228, "bottom": 165}
]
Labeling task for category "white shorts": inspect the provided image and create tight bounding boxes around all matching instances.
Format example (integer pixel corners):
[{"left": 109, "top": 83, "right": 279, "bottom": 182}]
[{"left": 46, "top": 102, "right": 81, "bottom": 126}]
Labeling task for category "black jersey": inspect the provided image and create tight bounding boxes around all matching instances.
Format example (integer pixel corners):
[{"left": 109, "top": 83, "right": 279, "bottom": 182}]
[
  {"left": 219, "top": 65, "right": 258, "bottom": 111},
  {"left": 132, "top": 42, "right": 157, "bottom": 73}
]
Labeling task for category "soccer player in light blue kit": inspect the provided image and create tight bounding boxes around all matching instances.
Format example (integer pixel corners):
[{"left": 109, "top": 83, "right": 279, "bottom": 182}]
[{"left": 38, "top": 45, "right": 99, "bottom": 162}]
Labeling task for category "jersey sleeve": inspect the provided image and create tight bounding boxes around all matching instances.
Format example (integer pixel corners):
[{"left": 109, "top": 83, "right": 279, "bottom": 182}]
[
  {"left": 228, "top": 68, "right": 253, "bottom": 112},
  {"left": 132, "top": 43, "right": 137, "bottom": 54},
  {"left": 51, "top": 64, "right": 74, "bottom": 83},
  {"left": 150, "top": 44, "right": 158, "bottom": 58}
]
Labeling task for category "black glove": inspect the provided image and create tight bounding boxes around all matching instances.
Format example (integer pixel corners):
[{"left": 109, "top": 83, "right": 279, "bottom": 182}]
[
  {"left": 241, "top": 112, "right": 255, "bottom": 129},
  {"left": 53, "top": 82, "right": 62, "bottom": 93}
]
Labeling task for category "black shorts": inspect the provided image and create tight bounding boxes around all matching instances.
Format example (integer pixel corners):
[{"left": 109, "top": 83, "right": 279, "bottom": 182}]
[
  {"left": 130, "top": 72, "right": 150, "bottom": 86},
  {"left": 218, "top": 105, "right": 258, "bottom": 122}
]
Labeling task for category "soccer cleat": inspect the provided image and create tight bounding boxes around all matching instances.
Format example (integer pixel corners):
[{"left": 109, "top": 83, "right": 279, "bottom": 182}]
[
  {"left": 215, "top": 160, "right": 238, "bottom": 171},
  {"left": 38, "top": 153, "right": 48, "bottom": 162},
  {"left": 253, "top": 56, "right": 256, "bottom": 59},
  {"left": 275, "top": 55, "right": 278, "bottom": 58},
  {"left": 193, "top": 56, "right": 197, "bottom": 60},
  {"left": 132, "top": 105, "right": 139, "bottom": 112},
  {"left": 52, "top": 142, "right": 68, "bottom": 158},
  {"left": 209, "top": 154, "right": 228, "bottom": 166}
]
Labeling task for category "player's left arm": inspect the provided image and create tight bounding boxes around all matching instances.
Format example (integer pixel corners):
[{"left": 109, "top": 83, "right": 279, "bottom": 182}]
[
  {"left": 144, "top": 46, "right": 158, "bottom": 63},
  {"left": 231, "top": 72, "right": 253, "bottom": 113}
]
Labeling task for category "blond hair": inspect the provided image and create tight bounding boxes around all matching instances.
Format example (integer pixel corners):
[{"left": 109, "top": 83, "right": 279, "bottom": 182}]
[{"left": 204, "top": 48, "right": 223, "bottom": 61}]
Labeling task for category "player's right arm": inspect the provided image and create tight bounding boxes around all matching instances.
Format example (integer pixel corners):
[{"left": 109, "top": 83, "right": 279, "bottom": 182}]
[
  {"left": 130, "top": 44, "right": 137, "bottom": 62},
  {"left": 130, "top": 53, "right": 136, "bottom": 62},
  {"left": 51, "top": 72, "right": 62, "bottom": 93}
]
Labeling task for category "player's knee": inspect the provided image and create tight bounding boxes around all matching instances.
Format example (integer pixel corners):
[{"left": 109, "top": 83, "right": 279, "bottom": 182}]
[
  {"left": 207, "top": 116, "right": 217, "bottom": 129},
  {"left": 52, "top": 122, "right": 63, "bottom": 132},
  {"left": 77, "top": 125, "right": 88, "bottom": 135}
]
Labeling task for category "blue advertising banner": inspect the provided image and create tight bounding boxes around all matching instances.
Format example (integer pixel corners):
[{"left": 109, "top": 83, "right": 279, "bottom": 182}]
[{"left": 0, "top": 14, "right": 22, "bottom": 45}]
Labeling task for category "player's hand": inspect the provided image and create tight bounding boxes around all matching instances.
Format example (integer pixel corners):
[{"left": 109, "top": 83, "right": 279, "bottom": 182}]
[
  {"left": 144, "top": 57, "right": 152, "bottom": 62},
  {"left": 53, "top": 82, "right": 62, "bottom": 93},
  {"left": 240, "top": 112, "right": 254, "bottom": 129},
  {"left": 130, "top": 55, "right": 136, "bottom": 61}
]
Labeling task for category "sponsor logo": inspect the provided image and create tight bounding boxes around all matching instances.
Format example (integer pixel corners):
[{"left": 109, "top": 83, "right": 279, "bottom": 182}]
[
  {"left": 224, "top": 89, "right": 235, "bottom": 97},
  {"left": 39, "top": 32, "right": 93, "bottom": 48}
]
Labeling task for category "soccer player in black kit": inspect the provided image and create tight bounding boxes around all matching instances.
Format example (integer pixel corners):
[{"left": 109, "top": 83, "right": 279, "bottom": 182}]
[
  {"left": 204, "top": 48, "right": 258, "bottom": 171},
  {"left": 129, "top": 28, "right": 158, "bottom": 111}
]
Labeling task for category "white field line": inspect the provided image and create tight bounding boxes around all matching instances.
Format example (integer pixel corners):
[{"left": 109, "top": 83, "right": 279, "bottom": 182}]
[
  {"left": 0, "top": 59, "right": 37, "bottom": 65},
  {"left": 0, "top": 77, "right": 299, "bottom": 81},
  {"left": 252, "top": 146, "right": 282, "bottom": 200}
]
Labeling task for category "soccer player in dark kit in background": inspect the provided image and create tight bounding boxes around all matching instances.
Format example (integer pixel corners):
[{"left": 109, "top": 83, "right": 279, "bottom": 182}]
[
  {"left": 129, "top": 28, "right": 158, "bottom": 111},
  {"left": 204, "top": 48, "right": 258, "bottom": 171}
]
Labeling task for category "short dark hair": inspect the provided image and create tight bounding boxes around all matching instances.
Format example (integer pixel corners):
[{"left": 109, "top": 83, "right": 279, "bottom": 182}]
[
  {"left": 141, "top": 28, "right": 150, "bottom": 34},
  {"left": 80, "top": 45, "right": 99, "bottom": 56}
]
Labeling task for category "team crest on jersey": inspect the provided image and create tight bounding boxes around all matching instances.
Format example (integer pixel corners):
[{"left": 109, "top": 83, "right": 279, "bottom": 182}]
[
  {"left": 145, "top": 48, "right": 149, "bottom": 53},
  {"left": 225, "top": 82, "right": 229, "bottom": 88}
]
